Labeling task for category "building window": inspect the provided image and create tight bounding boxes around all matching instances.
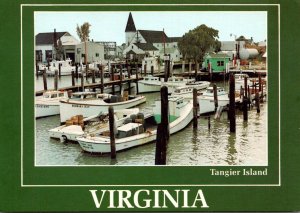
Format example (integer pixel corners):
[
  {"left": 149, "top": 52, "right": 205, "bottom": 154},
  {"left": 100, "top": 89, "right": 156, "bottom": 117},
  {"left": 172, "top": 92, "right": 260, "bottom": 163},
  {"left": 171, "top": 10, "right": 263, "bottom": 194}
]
[
  {"left": 217, "top": 61, "right": 224, "bottom": 66},
  {"left": 174, "top": 45, "right": 176, "bottom": 48},
  {"left": 81, "top": 54, "right": 85, "bottom": 57},
  {"left": 45, "top": 50, "right": 52, "bottom": 61},
  {"left": 132, "top": 45, "right": 133, "bottom": 49},
  {"left": 96, "top": 53, "right": 99, "bottom": 57}
]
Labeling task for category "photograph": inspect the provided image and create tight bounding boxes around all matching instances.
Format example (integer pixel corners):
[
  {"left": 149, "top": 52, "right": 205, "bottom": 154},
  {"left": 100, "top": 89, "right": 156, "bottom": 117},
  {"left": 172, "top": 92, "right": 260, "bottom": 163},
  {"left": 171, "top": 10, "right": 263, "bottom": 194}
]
[{"left": 34, "top": 11, "right": 268, "bottom": 166}]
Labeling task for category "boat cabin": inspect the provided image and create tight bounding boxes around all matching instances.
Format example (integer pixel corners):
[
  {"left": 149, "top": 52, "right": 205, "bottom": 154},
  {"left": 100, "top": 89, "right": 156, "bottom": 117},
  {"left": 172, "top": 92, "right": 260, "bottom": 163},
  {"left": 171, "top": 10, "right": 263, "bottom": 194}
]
[
  {"left": 153, "top": 96, "right": 187, "bottom": 123},
  {"left": 173, "top": 86, "right": 194, "bottom": 94},
  {"left": 143, "top": 76, "right": 160, "bottom": 82},
  {"left": 70, "top": 92, "right": 100, "bottom": 100},
  {"left": 42, "top": 91, "right": 66, "bottom": 99},
  {"left": 203, "top": 87, "right": 226, "bottom": 96},
  {"left": 117, "top": 123, "right": 144, "bottom": 138}
]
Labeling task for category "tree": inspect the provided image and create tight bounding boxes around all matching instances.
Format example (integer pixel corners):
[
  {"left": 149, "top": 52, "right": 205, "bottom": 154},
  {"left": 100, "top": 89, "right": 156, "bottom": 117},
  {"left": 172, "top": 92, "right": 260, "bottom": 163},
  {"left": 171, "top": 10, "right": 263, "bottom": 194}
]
[
  {"left": 76, "top": 22, "right": 91, "bottom": 65},
  {"left": 178, "top": 24, "right": 220, "bottom": 64},
  {"left": 54, "top": 38, "right": 64, "bottom": 60}
]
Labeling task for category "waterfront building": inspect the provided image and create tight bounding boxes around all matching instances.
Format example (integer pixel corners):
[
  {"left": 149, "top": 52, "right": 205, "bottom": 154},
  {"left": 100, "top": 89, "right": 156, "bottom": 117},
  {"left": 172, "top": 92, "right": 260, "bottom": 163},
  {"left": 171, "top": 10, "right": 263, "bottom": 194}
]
[
  {"left": 75, "top": 41, "right": 105, "bottom": 64},
  {"left": 35, "top": 30, "right": 79, "bottom": 63},
  {"left": 203, "top": 53, "right": 230, "bottom": 73}
]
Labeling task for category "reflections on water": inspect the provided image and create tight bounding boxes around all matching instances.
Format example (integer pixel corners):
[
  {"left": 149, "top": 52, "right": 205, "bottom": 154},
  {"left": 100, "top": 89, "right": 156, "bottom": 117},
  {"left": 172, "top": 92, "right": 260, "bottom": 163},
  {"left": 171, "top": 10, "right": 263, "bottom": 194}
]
[{"left": 35, "top": 89, "right": 267, "bottom": 166}]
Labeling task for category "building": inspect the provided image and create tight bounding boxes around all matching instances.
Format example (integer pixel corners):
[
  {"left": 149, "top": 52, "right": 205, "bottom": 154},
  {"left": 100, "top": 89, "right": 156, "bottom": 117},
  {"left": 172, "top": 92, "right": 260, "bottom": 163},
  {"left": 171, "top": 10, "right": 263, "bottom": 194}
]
[
  {"left": 123, "top": 12, "right": 183, "bottom": 62},
  {"left": 203, "top": 53, "right": 230, "bottom": 73},
  {"left": 123, "top": 42, "right": 159, "bottom": 61},
  {"left": 75, "top": 41, "right": 105, "bottom": 64},
  {"left": 35, "top": 30, "right": 79, "bottom": 63},
  {"left": 96, "top": 41, "right": 117, "bottom": 59}
]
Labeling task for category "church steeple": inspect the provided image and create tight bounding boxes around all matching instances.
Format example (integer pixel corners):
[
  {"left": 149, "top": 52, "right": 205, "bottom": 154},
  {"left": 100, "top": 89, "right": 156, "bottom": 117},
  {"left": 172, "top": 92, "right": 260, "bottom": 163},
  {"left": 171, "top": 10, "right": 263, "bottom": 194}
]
[{"left": 125, "top": 12, "right": 136, "bottom": 32}]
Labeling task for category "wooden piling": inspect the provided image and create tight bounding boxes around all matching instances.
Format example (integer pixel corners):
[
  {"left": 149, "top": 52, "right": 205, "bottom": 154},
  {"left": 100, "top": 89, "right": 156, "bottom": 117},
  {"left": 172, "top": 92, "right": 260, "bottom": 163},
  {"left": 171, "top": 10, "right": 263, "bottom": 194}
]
[
  {"left": 119, "top": 64, "right": 123, "bottom": 93},
  {"left": 193, "top": 88, "right": 198, "bottom": 128},
  {"left": 127, "top": 65, "right": 131, "bottom": 95},
  {"left": 111, "top": 67, "right": 115, "bottom": 95},
  {"left": 248, "top": 85, "right": 251, "bottom": 109},
  {"left": 167, "top": 60, "right": 170, "bottom": 80},
  {"left": 92, "top": 69, "right": 95, "bottom": 83},
  {"left": 188, "top": 61, "right": 192, "bottom": 74},
  {"left": 243, "top": 76, "right": 248, "bottom": 121},
  {"left": 155, "top": 86, "right": 169, "bottom": 165},
  {"left": 229, "top": 74, "right": 236, "bottom": 132},
  {"left": 258, "top": 74, "right": 262, "bottom": 92},
  {"left": 164, "top": 60, "right": 168, "bottom": 82},
  {"left": 144, "top": 64, "right": 147, "bottom": 76},
  {"left": 75, "top": 64, "right": 78, "bottom": 80},
  {"left": 261, "top": 80, "right": 264, "bottom": 102},
  {"left": 100, "top": 65, "right": 104, "bottom": 94},
  {"left": 85, "top": 64, "right": 89, "bottom": 81},
  {"left": 255, "top": 93, "right": 260, "bottom": 113},
  {"left": 58, "top": 63, "right": 61, "bottom": 78},
  {"left": 43, "top": 68, "right": 47, "bottom": 91},
  {"left": 208, "top": 116, "right": 211, "bottom": 130},
  {"left": 195, "top": 62, "right": 199, "bottom": 81},
  {"left": 81, "top": 71, "right": 84, "bottom": 92},
  {"left": 54, "top": 70, "right": 58, "bottom": 91},
  {"left": 213, "top": 84, "right": 218, "bottom": 112},
  {"left": 71, "top": 71, "right": 75, "bottom": 87},
  {"left": 35, "top": 64, "right": 39, "bottom": 77},
  {"left": 135, "top": 64, "right": 139, "bottom": 94},
  {"left": 127, "top": 65, "right": 131, "bottom": 79},
  {"left": 108, "top": 106, "right": 116, "bottom": 159}
]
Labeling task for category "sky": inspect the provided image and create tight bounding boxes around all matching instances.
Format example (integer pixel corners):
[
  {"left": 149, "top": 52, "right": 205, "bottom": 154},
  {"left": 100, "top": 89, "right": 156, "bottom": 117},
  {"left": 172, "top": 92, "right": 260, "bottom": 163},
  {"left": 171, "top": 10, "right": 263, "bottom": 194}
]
[{"left": 35, "top": 11, "right": 267, "bottom": 45}]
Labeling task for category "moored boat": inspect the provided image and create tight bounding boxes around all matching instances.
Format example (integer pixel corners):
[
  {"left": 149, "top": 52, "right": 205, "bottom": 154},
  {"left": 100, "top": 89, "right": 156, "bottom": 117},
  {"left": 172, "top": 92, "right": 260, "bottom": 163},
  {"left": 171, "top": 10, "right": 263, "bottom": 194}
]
[
  {"left": 137, "top": 75, "right": 162, "bottom": 93},
  {"left": 171, "top": 81, "right": 210, "bottom": 99},
  {"left": 49, "top": 108, "right": 140, "bottom": 142},
  {"left": 59, "top": 91, "right": 146, "bottom": 123},
  {"left": 46, "top": 59, "right": 75, "bottom": 75},
  {"left": 35, "top": 90, "right": 68, "bottom": 118},
  {"left": 76, "top": 96, "right": 193, "bottom": 154},
  {"left": 198, "top": 87, "right": 229, "bottom": 114}
]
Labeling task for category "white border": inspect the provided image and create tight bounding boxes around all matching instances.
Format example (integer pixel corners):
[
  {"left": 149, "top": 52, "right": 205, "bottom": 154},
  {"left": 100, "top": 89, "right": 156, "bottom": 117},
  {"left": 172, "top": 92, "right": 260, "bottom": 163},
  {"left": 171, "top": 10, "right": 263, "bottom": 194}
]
[{"left": 21, "top": 3, "right": 280, "bottom": 187}]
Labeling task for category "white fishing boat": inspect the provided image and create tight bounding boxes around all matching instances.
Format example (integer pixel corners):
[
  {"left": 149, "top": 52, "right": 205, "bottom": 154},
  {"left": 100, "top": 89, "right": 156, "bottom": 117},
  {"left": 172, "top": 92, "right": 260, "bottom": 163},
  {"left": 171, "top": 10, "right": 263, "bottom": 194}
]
[
  {"left": 235, "top": 73, "right": 251, "bottom": 89},
  {"left": 171, "top": 81, "right": 211, "bottom": 99},
  {"left": 46, "top": 59, "right": 75, "bottom": 75},
  {"left": 162, "top": 76, "right": 195, "bottom": 93},
  {"left": 35, "top": 90, "right": 68, "bottom": 118},
  {"left": 137, "top": 75, "right": 162, "bottom": 93},
  {"left": 49, "top": 108, "right": 139, "bottom": 142},
  {"left": 198, "top": 87, "right": 229, "bottom": 114},
  {"left": 77, "top": 96, "right": 193, "bottom": 154},
  {"left": 59, "top": 91, "right": 146, "bottom": 123}
]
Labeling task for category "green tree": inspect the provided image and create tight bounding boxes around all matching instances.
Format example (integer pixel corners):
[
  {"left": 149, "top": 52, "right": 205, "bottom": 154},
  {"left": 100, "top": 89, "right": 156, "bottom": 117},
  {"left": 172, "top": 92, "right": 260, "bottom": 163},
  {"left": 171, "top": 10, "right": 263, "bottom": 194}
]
[
  {"left": 178, "top": 24, "right": 220, "bottom": 65},
  {"left": 76, "top": 22, "right": 91, "bottom": 65}
]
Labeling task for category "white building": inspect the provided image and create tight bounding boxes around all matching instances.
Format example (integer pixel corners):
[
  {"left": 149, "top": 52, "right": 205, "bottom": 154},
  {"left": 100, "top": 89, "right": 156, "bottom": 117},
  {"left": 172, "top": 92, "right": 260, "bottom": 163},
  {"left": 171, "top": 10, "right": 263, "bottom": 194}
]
[
  {"left": 35, "top": 31, "right": 79, "bottom": 63},
  {"left": 123, "top": 13, "right": 183, "bottom": 62},
  {"left": 75, "top": 41, "right": 105, "bottom": 64}
]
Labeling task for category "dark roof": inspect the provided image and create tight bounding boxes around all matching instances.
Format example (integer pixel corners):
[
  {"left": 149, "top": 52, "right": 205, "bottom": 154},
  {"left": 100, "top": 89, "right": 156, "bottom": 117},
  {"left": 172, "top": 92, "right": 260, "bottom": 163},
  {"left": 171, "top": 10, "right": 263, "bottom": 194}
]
[
  {"left": 167, "top": 37, "right": 181, "bottom": 42},
  {"left": 138, "top": 30, "right": 168, "bottom": 43},
  {"left": 125, "top": 12, "right": 136, "bottom": 32},
  {"left": 36, "top": 32, "right": 69, "bottom": 45},
  {"left": 134, "top": 43, "right": 158, "bottom": 51}
]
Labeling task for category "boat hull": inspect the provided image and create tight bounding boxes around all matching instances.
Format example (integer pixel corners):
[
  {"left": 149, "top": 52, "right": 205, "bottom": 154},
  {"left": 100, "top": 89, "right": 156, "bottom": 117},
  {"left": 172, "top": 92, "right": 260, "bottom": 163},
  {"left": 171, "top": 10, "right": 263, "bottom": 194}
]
[
  {"left": 138, "top": 82, "right": 161, "bottom": 93},
  {"left": 77, "top": 101, "right": 193, "bottom": 153},
  {"left": 59, "top": 96, "right": 146, "bottom": 123},
  {"left": 199, "top": 97, "right": 229, "bottom": 114},
  {"left": 35, "top": 104, "right": 60, "bottom": 118}
]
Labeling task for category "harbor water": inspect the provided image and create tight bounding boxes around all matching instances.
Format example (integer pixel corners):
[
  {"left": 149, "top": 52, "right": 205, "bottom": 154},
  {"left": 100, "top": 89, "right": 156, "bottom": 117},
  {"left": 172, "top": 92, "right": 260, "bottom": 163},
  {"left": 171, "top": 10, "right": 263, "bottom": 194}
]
[{"left": 35, "top": 75, "right": 267, "bottom": 166}]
